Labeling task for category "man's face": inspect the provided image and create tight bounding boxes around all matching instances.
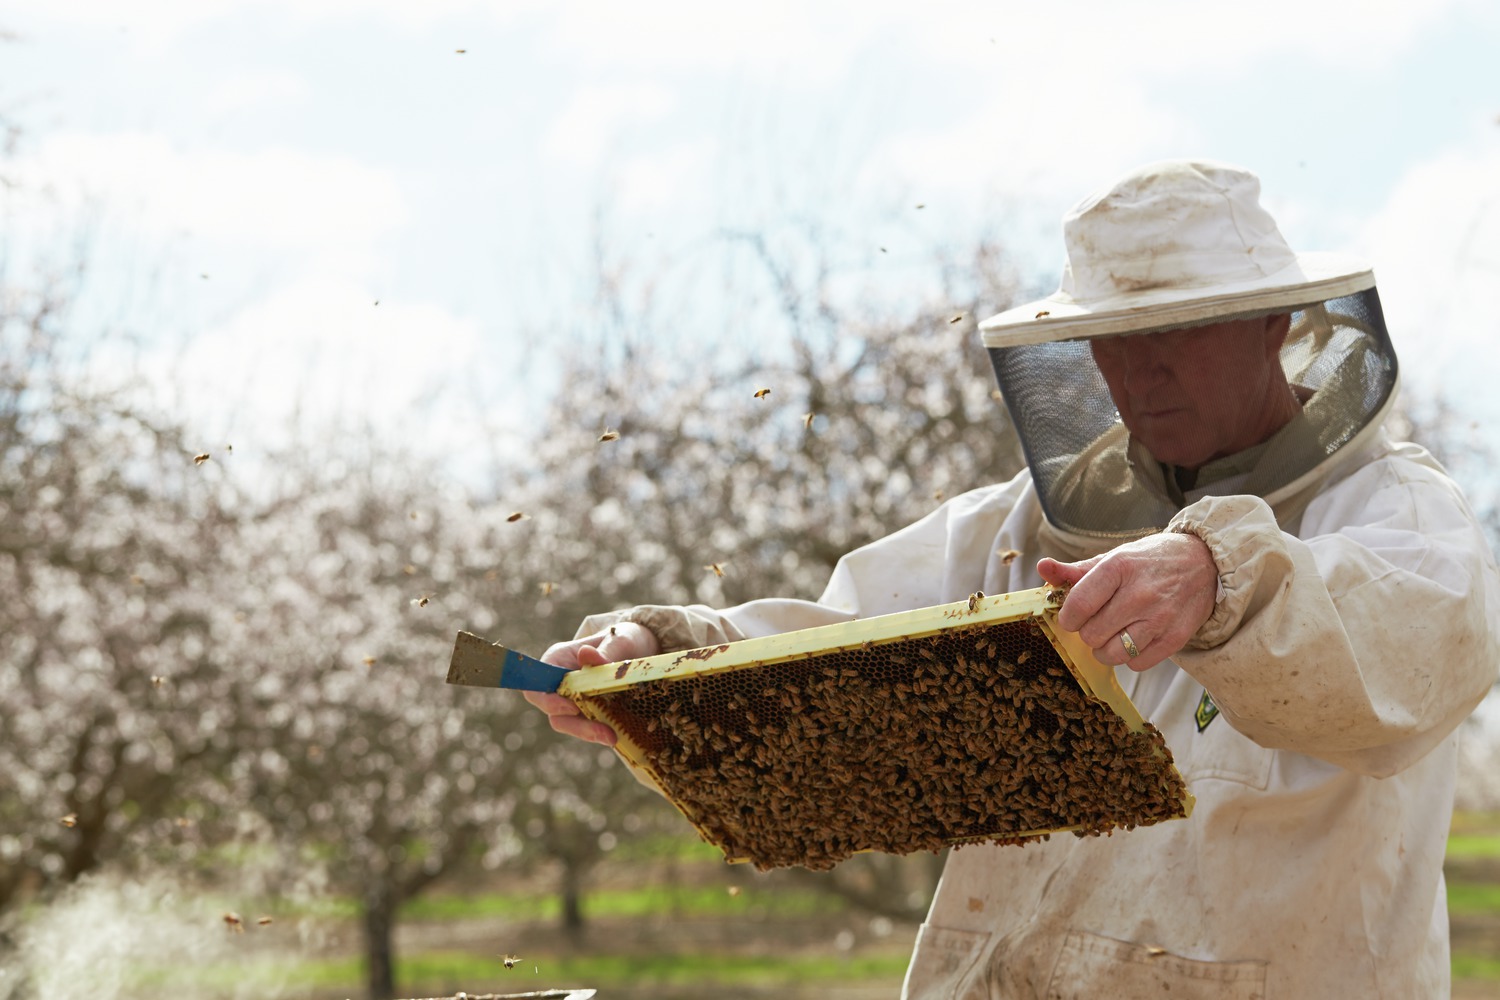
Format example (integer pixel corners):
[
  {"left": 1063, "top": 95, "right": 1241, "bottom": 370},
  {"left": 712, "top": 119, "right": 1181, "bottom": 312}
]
[{"left": 1088, "top": 314, "right": 1293, "bottom": 470}]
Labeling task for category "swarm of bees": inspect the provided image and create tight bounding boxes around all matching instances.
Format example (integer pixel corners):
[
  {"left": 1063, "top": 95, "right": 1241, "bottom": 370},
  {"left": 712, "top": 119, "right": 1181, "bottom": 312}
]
[{"left": 591, "top": 615, "right": 1189, "bottom": 872}]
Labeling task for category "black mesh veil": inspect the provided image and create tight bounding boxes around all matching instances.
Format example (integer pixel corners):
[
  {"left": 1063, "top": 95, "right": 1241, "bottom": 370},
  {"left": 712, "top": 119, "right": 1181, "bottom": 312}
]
[{"left": 988, "top": 287, "right": 1398, "bottom": 540}]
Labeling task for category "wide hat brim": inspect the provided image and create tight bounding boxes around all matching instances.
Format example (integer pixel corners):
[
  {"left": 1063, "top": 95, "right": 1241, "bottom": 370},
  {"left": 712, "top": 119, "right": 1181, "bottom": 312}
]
[{"left": 980, "top": 251, "right": 1374, "bottom": 349}]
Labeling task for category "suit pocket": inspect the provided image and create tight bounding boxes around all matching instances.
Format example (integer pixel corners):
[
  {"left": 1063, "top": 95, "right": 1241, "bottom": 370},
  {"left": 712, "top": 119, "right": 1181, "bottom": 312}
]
[
  {"left": 903, "top": 923, "right": 991, "bottom": 1000},
  {"left": 1045, "top": 931, "right": 1267, "bottom": 1000}
]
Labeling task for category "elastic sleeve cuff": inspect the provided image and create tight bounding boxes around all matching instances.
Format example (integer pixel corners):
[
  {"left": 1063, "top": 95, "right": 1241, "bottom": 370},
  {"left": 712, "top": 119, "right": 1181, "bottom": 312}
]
[{"left": 1166, "top": 494, "right": 1286, "bottom": 649}]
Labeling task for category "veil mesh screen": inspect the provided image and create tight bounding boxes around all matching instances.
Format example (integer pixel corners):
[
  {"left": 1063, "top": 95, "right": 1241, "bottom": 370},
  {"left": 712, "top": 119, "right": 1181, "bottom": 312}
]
[{"left": 989, "top": 287, "right": 1398, "bottom": 538}]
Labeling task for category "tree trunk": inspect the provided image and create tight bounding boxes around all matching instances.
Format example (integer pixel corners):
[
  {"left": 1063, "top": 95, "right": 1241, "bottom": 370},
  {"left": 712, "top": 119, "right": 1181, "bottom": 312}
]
[
  {"left": 362, "top": 881, "right": 398, "bottom": 1000},
  {"left": 560, "top": 859, "right": 585, "bottom": 938}
]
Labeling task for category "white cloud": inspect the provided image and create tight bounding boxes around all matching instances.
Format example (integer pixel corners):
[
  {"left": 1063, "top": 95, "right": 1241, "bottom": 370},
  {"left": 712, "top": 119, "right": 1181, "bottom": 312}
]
[
  {"left": 1356, "top": 129, "right": 1500, "bottom": 401},
  {"left": 16, "top": 132, "right": 406, "bottom": 270},
  {"left": 200, "top": 70, "right": 310, "bottom": 115},
  {"left": 541, "top": 84, "right": 678, "bottom": 167},
  {"left": 137, "top": 278, "right": 491, "bottom": 447},
  {"left": 614, "top": 139, "right": 715, "bottom": 214}
]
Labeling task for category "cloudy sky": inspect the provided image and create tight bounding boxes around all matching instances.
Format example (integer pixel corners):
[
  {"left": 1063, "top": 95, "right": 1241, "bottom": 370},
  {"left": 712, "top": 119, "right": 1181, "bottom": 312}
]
[{"left": 4, "top": 0, "right": 1498, "bottom": 462}]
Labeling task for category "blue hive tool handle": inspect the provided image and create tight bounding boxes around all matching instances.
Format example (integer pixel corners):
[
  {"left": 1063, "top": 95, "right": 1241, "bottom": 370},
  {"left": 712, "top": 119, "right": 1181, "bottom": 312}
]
[{"left": 446, "top": 631, "right": 572, "bottom": 692}]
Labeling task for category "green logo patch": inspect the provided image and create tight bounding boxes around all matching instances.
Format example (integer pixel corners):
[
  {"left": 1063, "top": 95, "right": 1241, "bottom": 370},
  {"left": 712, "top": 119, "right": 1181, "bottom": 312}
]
[{"left": 1195, "top": 690, "right": 1220, "bottom": 732}]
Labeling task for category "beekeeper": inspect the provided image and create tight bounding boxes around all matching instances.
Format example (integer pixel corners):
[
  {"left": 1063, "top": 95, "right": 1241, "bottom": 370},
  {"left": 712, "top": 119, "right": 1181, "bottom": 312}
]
[{"left": 527, "top": 159, "right": 1500, "bottom": 999}]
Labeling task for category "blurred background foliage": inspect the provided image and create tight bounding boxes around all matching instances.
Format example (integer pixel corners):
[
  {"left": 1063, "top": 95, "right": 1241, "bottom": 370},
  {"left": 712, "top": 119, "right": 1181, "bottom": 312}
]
[{"left": 3, "top": 105, "right": 1499, "bottom": 1000}]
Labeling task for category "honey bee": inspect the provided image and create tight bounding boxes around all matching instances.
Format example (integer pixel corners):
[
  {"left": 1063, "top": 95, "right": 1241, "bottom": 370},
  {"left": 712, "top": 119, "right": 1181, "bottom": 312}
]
[
  {"left": 753, "top": 388, "right": 771, "bottom": 399},
  {"left": 599, "top": 428, "right": 620, "bottom": 442},
  {"left": 193, "top": 453, "right": 210, "bottom": 465},
  {"left": 1017, "top": 650, "right": 1031, "bottom": 665},
  {"left": 59, "top": 813, "right": 78, "bottom": 828},
  {"left": 998, "top": 548, "right": 1020, "bottom": 565},
  {"left": 705, "top": 563, "right": 725, "bottom": 578},
  {"left": 223, "top": 912, "right": 244, "bottom": 933},
  {"left": 967, "top": 592, "right": 984, "bottom": 613},
  {"left": 502, "top": 954, "right": 521, "bottom": 968},
  {"left": 506, "top": 511, "right": 529, "bottom": 523}
]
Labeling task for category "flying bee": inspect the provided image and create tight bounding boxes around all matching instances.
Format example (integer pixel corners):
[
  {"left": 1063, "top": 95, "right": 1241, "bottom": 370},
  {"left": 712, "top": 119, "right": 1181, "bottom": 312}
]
[
  {"left": 726, "top": 885, "right": 742, "bottom": 897},
  {"left": 506, "top": 511, "right": 529, "bottom": 523},
  {"left": 933, "top": 490, "right": 945, "bottom": 501},
  {"left": 803, "top": 412, "right": 814, "bottom": 429},
  {"left": 257, "top": 916, "right": 273, "bottom": 926},
  {"left": 403, "top": 564, "right": 416, "bottom": 575},
  {"left": 59, "top": 813, "right": 78, "bottom": 828},
  {"left": 193, "top": 453, "right": 210, "bottom": 465},
  {"left": 949, "top": 314, "right": 963, "bottom": 324},
  {"left": 598, "top": 428, "right": 620, "bottom": 442},
  {"left": 539, "top": 581, "right": 556, "bottom": 596},
  {"left": 753, "top": 388, "right": 771, "bottom": 399},
  {"left": 223, "top": 912, "right": 244, "bottom": 933},
  {"left": 502, "top": 954, "right": 521, "bottom": 969},
  {"left": 151, "top": 675, "right": 165, "bottom": 687},
  {"left": 1034, "top": 310, "right": 1051, "bottom": 319},
  {"left": 411, "top": 595, "right": 430, "bottom": 608},
  {"left": 361, "top": 655, "right": 376, "bottom": 667},
  {"left": 705, "top": 563, "right": 725, "bottom": 578},
  {"left": 998, "top": 548, "right": 1020, "bottom": 565}
]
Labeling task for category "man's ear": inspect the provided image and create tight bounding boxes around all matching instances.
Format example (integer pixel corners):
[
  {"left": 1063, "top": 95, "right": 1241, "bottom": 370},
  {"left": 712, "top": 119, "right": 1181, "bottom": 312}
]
[{"left": 1265, "top": 312, "right": 1293, "bottom": 355}]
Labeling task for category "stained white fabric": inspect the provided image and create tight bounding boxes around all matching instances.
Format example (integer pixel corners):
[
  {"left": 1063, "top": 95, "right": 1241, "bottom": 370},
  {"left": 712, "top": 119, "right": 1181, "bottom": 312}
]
[{"left": 577, "top": 426, "right": 1500, "bottom": 999}]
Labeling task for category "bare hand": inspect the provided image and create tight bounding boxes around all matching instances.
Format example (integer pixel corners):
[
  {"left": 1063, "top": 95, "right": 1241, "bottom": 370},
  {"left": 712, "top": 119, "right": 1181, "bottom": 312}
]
[
  {"left": 1037, "top": 532, "right": 1218, "bottom": 671},
  {"left": 522, "top": 622, "right": 660, "bottom": 746}
]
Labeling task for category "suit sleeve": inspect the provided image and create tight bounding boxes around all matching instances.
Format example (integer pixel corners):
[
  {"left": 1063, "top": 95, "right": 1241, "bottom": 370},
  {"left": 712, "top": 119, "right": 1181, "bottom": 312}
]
[{"left": 1169, "top": 448, "right": 1500, "bottom": 776}]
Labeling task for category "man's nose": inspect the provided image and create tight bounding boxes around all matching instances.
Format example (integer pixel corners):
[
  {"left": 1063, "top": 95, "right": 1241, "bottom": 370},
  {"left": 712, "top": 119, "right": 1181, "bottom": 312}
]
[{"left": 1119, "top": 338, "right": 1170, "bottom": 391}]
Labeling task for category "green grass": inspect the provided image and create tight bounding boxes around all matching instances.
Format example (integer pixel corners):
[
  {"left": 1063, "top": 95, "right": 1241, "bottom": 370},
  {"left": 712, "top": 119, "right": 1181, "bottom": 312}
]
[
  {"left": 1448, "top": 832, "right": 1500, "bottom": 860},
  {"left": 128, "top": 945, "right": 909, "bottom": 995},
  {"left": 402, "top": 883, "right": 846, "bottom": 922},
  {"left": 1452, "top": 950, "right": 1500, "bottom": 981},
  {"left": 1448, "top": 882, "right": 1500, "bottom": 915},
  {"left": 400, "top": 949, "right": 910, "bottom": 988}
]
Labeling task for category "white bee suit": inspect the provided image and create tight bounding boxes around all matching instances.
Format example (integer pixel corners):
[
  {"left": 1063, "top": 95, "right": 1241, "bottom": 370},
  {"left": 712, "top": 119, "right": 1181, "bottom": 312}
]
[{"left": 578, "top": 427, "right": 1499, "bottom": 999}]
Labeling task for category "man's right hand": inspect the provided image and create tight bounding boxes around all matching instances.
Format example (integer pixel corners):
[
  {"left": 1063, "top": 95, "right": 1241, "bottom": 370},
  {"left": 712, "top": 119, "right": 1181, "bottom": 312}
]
[{"left": 523, "top": 621, "right": 661, "bottom": 746}]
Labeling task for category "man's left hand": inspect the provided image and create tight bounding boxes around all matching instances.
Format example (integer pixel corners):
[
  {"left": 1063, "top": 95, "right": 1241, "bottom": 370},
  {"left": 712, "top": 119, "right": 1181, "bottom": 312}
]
[{"left": 1037, "top": 532, "right": 1218, "bottom": 671}]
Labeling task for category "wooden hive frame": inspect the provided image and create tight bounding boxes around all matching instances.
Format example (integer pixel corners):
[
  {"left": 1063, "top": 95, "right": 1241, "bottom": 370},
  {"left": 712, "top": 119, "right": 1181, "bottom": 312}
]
[{"left": 553, "top": 587, "right": 1193, "bottom": 870}]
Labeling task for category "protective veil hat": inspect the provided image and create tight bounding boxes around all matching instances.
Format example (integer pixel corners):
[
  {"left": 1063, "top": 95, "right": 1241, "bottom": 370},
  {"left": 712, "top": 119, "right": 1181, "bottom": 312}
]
[
  {"left": 980, "top": 159, "right": 1400, "bottom": 543},
  {"left": 981, "top": 160, "right": 1374, "bottom": 347}
]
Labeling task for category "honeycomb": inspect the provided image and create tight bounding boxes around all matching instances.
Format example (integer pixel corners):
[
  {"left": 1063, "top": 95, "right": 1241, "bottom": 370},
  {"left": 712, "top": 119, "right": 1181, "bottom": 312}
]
[{"left": 585, "top": 613, "right": 1189, "bottom": 871}]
